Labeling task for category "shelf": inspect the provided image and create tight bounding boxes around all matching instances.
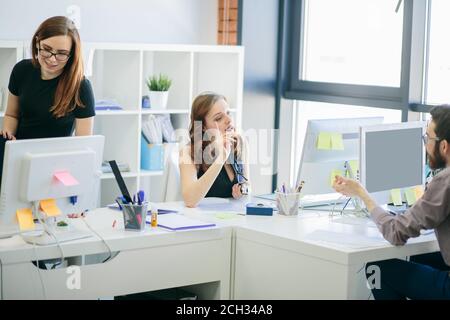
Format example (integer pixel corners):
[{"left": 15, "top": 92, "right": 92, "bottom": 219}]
[
  {"left": 96, "top": 110, "right": 140, "bottom": 116},
  {"left": 140, "top": 170, "right": 164, "bottom": 177},
  {"left": 100, "top": 171, "right": 139, "bottom": 180},
  {"left": 141, "top": 109, "right": 190, "bottom": 115}
]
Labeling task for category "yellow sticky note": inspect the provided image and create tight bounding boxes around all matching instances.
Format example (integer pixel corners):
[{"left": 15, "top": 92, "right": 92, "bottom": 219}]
[
  {"left": 40, "top": 199, "right": 61, "bottom": 217},
  {"left": 390, "top": 189, "right": 403, "bottom": 206},
  {"left": 317, "top": 132, "right": 332, "bottom": 150},
  {"left": 349, "top": 160, "right": 358, "bottom": 175},
  {"left": 330, "top": 170, "right": 343, "bottom": 187},
  {"left": 414, "top": 185, "right": 424, "bottom": 200},
  {"left": 215, "top": 213, "right": 239, "bottom": 220},
  {"left": 16, "top": 208, "right": 35, "bottom": 231},
  {"left": 404, "top": 188, "right": 417, "bottom": 206},
  {"left": 331, "top": 133, "right": 344, "bottom": 150}
]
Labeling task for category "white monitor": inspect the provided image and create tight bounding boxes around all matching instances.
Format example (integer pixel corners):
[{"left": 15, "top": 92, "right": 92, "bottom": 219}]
[
  {"left": 360, "top": 122, "right": 426, "bottom": 205},
  {"left": 296, "top": 117, "right": 383, "bottom": 195},
  {"left": 0, "top": 136, "right": 104, "bottom": 237}
]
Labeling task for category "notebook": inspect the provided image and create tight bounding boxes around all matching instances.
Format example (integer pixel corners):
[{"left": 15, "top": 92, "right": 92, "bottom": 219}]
[{"left": 147, "top": 214, "right": 216, "bottom": 231}]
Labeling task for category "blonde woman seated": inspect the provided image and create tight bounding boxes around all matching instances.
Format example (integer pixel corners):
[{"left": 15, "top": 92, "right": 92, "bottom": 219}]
[{"left": 179, "top": 92, "right": 250, "bottom": 207}]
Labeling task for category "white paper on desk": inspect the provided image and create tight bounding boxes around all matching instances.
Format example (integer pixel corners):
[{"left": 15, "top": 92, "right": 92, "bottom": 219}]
[
  {"left": 304, "top": 230, "right": 388, "bottom": 249},
  {"left": 197, "top": 198, "right": 240, "bottom": 212},
  {"left": 331, "top": 216, "right": 377, "bottom": 228},
  {"left": 147, "top": 213, "right": 216, "bottom": 231}
]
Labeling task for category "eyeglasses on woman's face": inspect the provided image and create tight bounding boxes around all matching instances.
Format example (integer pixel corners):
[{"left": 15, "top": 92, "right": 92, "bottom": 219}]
[{"left": 38, "top": 47, "right": 71, "bottom": 62}]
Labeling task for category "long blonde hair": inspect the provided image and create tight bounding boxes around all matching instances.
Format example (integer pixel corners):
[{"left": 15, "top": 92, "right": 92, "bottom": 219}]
[{"left": 31, "top": 16, "right": 85, "bottom": 118}]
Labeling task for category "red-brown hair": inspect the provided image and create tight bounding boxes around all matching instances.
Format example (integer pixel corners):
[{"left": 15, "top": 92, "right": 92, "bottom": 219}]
[
  {"left": 189, "top": 92, "right": 241, "bottom": 172},
  {"left": 31, "top": 16, "right": 85, "bottom": 118}
]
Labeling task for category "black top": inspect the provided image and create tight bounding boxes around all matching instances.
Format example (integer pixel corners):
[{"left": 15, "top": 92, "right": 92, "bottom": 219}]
[
  {"left": 198, "top": 166, "right": 237, "bottom": 198},
  {"left": 8, "top": 59, "right": 95, "bottom": 139}
]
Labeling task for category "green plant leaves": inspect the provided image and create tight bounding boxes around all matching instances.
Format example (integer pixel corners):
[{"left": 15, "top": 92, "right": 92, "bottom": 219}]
[{"left": 147, "top": 74, "right": 172, "bottom": 91}]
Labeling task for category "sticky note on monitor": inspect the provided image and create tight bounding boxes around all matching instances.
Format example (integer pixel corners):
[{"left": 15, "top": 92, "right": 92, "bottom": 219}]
[
  {"left": 404, "top": 188, "right": 417, "bottom": 206},
  {"left": 40, "top": 199, "right": 62, "bottom": 217},
  {"left": 330, "top": 169, "right": 343, "bottom": 187},
  {"left": 54, "top": 171, "right": 79, "bottom": 186},
  {"left": 390, "top": 189, "right": 403, "bottom": 206},
  {"left": 317, "top": 132, "right": 332, "bottom": 150},
  {"left": 16, "top": 208, "right": 35, "bottom": 231},
  {"left": 414, "top": 185, "right": 424, "bottom": 200},
  {"left": 330, "top": 133, "right": 344, "bottom": 150}
]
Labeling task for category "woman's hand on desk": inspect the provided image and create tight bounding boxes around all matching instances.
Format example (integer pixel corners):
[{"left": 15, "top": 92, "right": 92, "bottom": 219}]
[{"left": 0, "top": 130, "right": 16, "bottom": 140}]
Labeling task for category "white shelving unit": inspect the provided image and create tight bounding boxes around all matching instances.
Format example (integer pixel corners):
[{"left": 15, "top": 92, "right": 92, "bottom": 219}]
[
  {"left": 0, "top": 41, "right": 23, "bottom": 121},
  {"left": 0, "top": 41, "right": 244, "bottom": 206}
]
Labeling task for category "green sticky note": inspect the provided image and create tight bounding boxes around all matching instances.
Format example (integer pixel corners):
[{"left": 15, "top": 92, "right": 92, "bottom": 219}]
[
  {"left": 390, "top": 189, "right": 402, "bottom": 206},
  {"left": 331, "top": 133, "right": 344, "bottom": 150},
  {"left": 317, "top": 132, "right": 332, "bottom": 150},
  {"left": 215, "top": 213, "right": 239, "bottom": 220},
  {"left": 330, "top": 169, "right": 343, "bottom": 187},
  {"left": 404, "top": 188, "right": 417, "bottom": 206},
  {"left": 349, "top": 160, "right": 358, "bottom": 176}
]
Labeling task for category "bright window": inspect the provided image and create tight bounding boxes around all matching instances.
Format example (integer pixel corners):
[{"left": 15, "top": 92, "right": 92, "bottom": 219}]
[
  {"left": 425, "top": 0, "right": 450, "bottom": 105},
  {"left": 301, "top": 0, "right": 404, "bottom": 87}
]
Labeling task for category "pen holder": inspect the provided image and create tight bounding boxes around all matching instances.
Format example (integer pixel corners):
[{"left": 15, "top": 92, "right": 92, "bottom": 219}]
[
  {"left": 122, "top": 202, "right": 148, "bottom": 231},
  {"left": 275, "top": 191, "right": 301, "bottom": 216}
]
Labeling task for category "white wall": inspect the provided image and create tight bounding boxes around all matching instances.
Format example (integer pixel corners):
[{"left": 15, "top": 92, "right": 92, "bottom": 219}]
[{"left": 0, "top": 0, "right": 217, "bottom": 44}]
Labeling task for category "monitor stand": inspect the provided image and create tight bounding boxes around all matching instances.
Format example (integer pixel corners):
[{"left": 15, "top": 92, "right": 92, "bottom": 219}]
[
  {"left": 21, "top": 201, "right": 92, "bottom": 246},
  {"left": 22, "top": 229, "right": 92, "bottom": 245}
]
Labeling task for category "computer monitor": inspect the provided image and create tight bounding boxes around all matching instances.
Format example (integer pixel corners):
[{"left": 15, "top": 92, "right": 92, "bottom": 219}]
[
  {"left": 0, "top": 136, "right": 104, "bottom": 238},
  {"left": 296, "top": 117, "right": 383, "bottom": 195},
  {"left": 360, "top": 122, "right": 425, "bottom": 205}
]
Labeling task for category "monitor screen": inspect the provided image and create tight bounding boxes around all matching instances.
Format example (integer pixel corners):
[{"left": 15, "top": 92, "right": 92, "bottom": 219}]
[
  {"left": 296, "top": 117, "right": 383, "bottom": 195},
  {"left": 360, "top": 122, "right": 425, "bottom": 203}
]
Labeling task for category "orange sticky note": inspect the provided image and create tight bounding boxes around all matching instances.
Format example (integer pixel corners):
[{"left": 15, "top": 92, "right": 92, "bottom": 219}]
[
  {"left": 414, "top": 185, "right": 424, "bottom": 200},
  {"left": 16, "top": 208, "right": 35, "bottom": 231},
  {"left": 54, "top": 171, "right": 79, "bottom": 186},
  {"left": 40, "top": 199, "right": 61, "bottom": 217}
]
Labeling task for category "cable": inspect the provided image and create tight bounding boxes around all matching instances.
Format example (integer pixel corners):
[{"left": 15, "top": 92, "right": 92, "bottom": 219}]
[
  {"left": 32, "top": 239, "right": 47, "bottom": 300},
  {"left": 81, "top": 215, "right": 113, "bottom": 263},
  {"left": 33, "top": 201, "right": 65, "bottom": 267}
]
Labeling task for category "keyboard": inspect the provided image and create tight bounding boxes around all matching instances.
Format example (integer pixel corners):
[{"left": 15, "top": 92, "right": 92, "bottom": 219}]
[
  {"left": 254, "top": 193, "right": 347, "bottom": 208},
  {"left": 22, "top": 229, "right": 92, "bottom": 245}
]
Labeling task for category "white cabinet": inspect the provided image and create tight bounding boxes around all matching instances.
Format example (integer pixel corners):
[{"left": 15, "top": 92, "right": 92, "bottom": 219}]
[{"left": 0, "top": 41, "right": 244, "bottom": 206}]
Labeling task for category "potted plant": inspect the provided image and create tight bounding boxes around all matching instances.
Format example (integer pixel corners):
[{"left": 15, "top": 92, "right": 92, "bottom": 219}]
[{"left": 146, "top": 74, "right": 172, "bottom": 110}]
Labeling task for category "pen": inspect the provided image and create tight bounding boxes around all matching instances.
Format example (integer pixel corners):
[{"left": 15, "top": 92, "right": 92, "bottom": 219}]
[{"left": 137, "top": 190, "right": 145, "bottom": 205}]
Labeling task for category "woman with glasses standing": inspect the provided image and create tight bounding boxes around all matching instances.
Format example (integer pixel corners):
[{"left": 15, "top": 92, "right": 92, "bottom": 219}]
[
  {"left": 179, "top": 92, "right": 250, "bottom": 207},
  {"left": 0, "top": 16, "right": 95, "bottom": 187}
]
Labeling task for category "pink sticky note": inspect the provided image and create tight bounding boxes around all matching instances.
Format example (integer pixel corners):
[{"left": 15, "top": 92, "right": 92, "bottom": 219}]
[{"left": 54, "top": 171, "right": 79, "bottom": 186}]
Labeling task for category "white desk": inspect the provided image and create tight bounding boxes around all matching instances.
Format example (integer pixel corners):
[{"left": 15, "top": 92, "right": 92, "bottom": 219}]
[
  {"left": 0, "top": 208, "right": 232, "bottom": 300},
  {"left": 0, "top": 199, "right": 439, "bottom": 300},
  {"left": 157, "top": 198, "right": 439, "bottom": 299}
]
